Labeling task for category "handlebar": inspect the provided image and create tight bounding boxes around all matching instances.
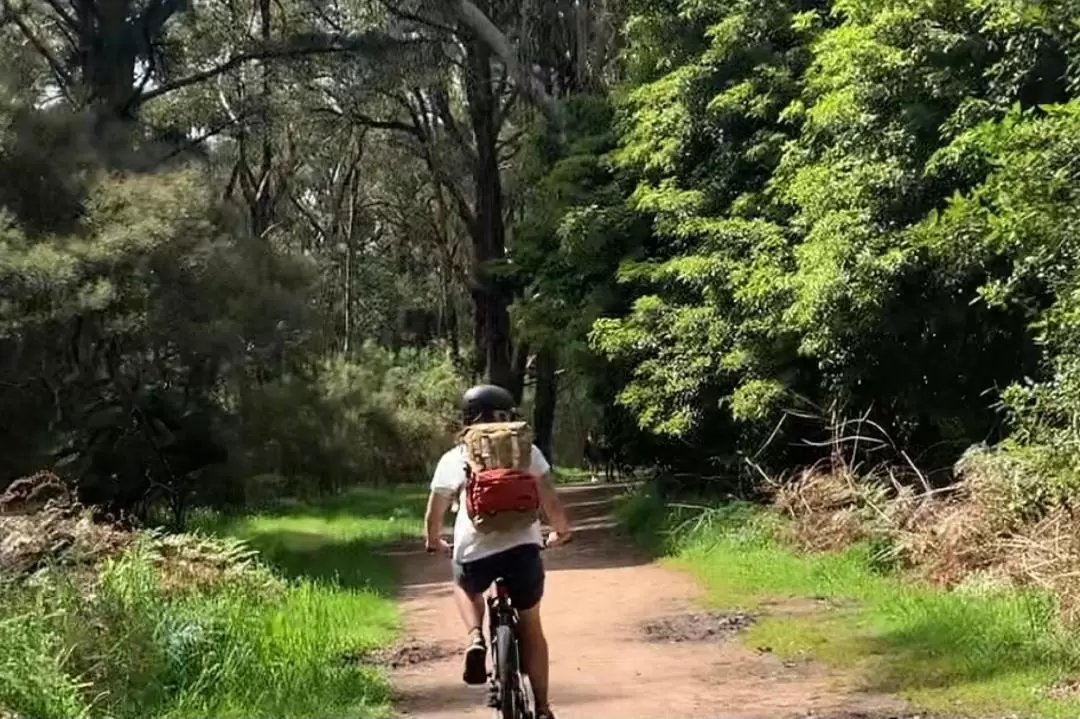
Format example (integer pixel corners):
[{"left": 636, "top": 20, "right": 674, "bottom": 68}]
[{"left": 424, "top": 532, "right": 572, "bottom": 554}]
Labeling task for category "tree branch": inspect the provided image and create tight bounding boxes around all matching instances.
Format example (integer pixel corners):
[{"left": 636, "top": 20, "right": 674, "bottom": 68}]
[
  {"left": 136, "top": 32, "right": 419, "bottom": 107},
  {"left": 496, "top": 88, "right": 519, "bottom": 130},
  {"left": 289, "top": 192, "right": 330, "bottom": 242},
  {"left": 496, "top": 126, "right": 526, "bottom": 162},
  {"left": 431, "top": 86, "right": 479, "bottom": 166},
  {"left": 136, "top": 0, "right": 186, "bottom": 39},
  {"left": 314, "top": 105, "right": 421, "bottom": 136},
  {"left": 380, "top": 0, "right": 456, "bottom": 35},
  {"left": 5, "top": 0, "right": 73, "bottom": 99},
  {"left": 40, "top": 0, "right": 76, "bottom": 29},
  {"left": 154, "top": 112, "right": 247, "bottom": 164},
  {"left": 451, "top": 0, "right": 562, "bottom": 131}
]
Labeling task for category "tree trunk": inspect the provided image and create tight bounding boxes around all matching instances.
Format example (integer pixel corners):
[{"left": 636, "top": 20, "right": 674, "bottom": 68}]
[
  {"left": 84, "top": 0, "right": 138, "bottom": 132},
  {"left": 253, "top": 0, "right": 275, "bottom": 239},
  {"left": 343, "top": 175, "right": 356, "bottom": 355},
  {"left": 447, "top": 302, "right": 461, "bottom": 365},
  {"left": 170, "top": 480, "right": 188, "bottom": 532},
  {"left": 454, "top": 0, "right": 562, "bottom": 129},
  {"left": 575, "top": 0, "right": 589, "bottom": 90},
  {"left": 508, "top": 341, "right": 531, "bottom": 404},
  {"left": 532, "top": 349, "right": 557, "bottom": 464},
  {"left": 463, "top": 23, "right": 513, "bottom": 389}
]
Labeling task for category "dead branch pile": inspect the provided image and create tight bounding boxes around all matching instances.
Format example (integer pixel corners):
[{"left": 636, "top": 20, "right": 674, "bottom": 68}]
[
  {"left": 771, "top": 447, "right": 1080, "bottom": 622},
  {"left": 0, "top": 471, "right": 132, "bottom": 575},
  {"left": 0, "top": 471, "right": 279, "bottom": 596}
]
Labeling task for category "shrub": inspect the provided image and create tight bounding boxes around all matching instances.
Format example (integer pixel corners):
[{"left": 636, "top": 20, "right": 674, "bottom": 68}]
[
  {"left": 226, "top": 342, "right": 466, "bottom": 503},
  {"left": 0, "top": 514, "right": 391, "bottom": 719}
]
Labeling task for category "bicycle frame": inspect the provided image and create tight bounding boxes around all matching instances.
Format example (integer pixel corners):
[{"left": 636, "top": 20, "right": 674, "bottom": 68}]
[{"left": 488, "top": 578, "right": 517, "bottom": 630}]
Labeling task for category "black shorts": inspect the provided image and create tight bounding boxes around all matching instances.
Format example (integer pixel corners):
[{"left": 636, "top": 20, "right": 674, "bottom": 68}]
[{"left": 452, "top": 543, "right": 545, "bottom": 611}]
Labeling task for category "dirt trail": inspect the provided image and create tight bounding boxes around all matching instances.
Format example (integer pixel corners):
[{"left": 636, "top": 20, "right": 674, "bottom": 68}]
[{"left": 385, "top": 484, "right": 909, "bottom": 719}]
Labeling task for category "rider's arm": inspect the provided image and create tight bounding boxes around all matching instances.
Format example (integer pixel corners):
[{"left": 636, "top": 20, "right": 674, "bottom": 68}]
[
  {"left": 424, "top": 490, "right": 453, "bottom": 549},
  {"left": 536, "top": 471, "right": 571, "bottom": 535},
  {"left": 426, "top": 450, "right": 461, "bottom": 551}
]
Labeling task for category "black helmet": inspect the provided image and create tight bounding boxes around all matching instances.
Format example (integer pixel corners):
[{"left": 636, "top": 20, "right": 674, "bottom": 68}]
[{"left": 460, "top": 384, "right": 516, "bottom": 424}]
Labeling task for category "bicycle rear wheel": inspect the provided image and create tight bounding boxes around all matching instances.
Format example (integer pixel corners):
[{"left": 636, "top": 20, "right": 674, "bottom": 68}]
[{"left": 494, "top": 623, "right": 534, "bottom": 719}]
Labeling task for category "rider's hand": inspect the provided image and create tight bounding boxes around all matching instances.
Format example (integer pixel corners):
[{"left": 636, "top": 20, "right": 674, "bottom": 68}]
[
  {"left": 544, "top": 530, "right": 572, "bottom": 549},
  {"left": 425, "top": 536, "right": 452, "bottom": 554}
]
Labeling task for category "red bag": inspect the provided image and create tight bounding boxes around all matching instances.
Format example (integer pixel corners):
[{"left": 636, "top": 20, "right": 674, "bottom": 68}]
[{"left": 460, "top": 422, "right": 540, "bottom": 533}]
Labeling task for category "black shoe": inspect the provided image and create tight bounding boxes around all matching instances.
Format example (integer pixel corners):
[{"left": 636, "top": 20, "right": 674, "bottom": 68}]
[
  {"left": 536, "top": 708, "right": 556, "bottom": 719},
  {"left": 463, "top": 632, "right": 487, "bottom": 685}
]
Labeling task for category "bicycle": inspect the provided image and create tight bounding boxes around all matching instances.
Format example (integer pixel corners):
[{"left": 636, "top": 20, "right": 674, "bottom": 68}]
[
  {"left": 428, "top": 535, "right": 569, "bottom": 719},
  {"left": 485, "top": 574, "right": 535, "bottom": 719}
]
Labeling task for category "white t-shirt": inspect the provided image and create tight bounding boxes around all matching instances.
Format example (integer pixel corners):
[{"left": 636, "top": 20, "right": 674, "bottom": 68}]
[{"left": 430, "top": 443, "right": 551, "bottom": 563}]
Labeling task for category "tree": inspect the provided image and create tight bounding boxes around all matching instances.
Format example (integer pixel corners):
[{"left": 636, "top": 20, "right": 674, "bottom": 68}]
[{"left": 0, "top": 89, "right": 316, "bottom": 524}]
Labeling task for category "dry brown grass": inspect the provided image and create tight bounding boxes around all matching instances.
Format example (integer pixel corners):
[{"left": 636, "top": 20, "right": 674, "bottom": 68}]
[
  {"left": 772, "top": 463, "right": 883, "bottom": 551},
  {"left": 769, "top": 446, "right": 1080, "bottom": 623},
  {"left": 0, "top": 472, "right": 133, "bottom": 576},
  {"left": 0, "top": 470, "right": 279, "bottom": 596}
]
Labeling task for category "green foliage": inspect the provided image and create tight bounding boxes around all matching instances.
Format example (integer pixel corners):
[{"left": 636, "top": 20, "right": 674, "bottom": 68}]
[
  {"left": 917, "top": 101, "right": 1080, "bottom": 502},
  {"left": 592, "top": 0, "right": 818, "bottom": 461},
  {"left": 0, "top": 95, "right": 321, "bottom": 521},
  {"left": 0, "top": 489, "right": 423, "bottom": 719},
  {"left": 230, "top": 344, "right": 465, "bottom": 500},
  {"left": 512, "top": 95, "right": 645, "bottom": 359},
  {"left": 0, "top": 85, "right": 466, "bottom": 522},
  {"left": 509, "top": 94, "right": 662, "bottom": 466},
  {"left": 579, "top": 0, "right": 1080, "bottom": 488}
]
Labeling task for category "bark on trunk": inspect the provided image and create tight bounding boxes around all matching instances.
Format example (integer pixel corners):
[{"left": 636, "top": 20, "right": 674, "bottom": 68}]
[
  {"left": 83, "top": 0, "right": 138, "bottom": 136},
  {"left": 532, "top": 349, "right": 558, "bottom": 464},
  {"left": 508, "top": 341, "right": 530, "bottom": 405},
  {"left": 463, "top": 24, "right": 513, "bottom": 389},
  {"left": 343, "top": 170, "right": 357, "bottom": 355}
]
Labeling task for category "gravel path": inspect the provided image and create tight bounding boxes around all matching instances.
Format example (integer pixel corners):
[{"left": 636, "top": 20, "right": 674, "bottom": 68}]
[{"left": 386, "top": 484, "right": 917, "bottom": 719}]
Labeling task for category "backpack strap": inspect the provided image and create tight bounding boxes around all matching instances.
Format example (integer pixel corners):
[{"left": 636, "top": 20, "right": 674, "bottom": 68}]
[{"left": 511, "top": 431, "right": 522, "bottom": 468}]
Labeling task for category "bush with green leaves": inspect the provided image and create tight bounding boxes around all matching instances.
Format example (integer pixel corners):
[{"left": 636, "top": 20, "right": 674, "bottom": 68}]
[
  {"left": 0, "top": 93, "right": 317, "bottom": 524},
  {"left": 582, "top": 0, "right": 1080, "bottom": 494},
  {"left": 0, "top": 90, "right": 465, "bottom": 521},
  {"left": 230, "top": 342, "right": 466, "bottom": 500}
]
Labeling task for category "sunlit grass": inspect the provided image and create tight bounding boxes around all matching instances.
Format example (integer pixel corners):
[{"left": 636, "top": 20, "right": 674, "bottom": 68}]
[
  {"left": 201, "top": 486, "right": 428, "bottom": 594},
  {"left": 618, "top": 487, "right": 1080, "bottom": 719},
  {"left": 1, "top": 485, "right": 427, "bottom": 719}
]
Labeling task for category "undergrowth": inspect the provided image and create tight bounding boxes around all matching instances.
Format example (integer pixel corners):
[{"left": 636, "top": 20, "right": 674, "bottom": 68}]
[
  {"left": 618, "top": 484, "right": 1080, "bottom": 719},
  {"left": 1, "top": 484, "right": 426, "bottom": 719}
]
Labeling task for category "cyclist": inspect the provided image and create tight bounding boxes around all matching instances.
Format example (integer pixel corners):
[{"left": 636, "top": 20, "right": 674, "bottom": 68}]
[{"left": 425, "top": 383, "right": 572, "bottom": 719}]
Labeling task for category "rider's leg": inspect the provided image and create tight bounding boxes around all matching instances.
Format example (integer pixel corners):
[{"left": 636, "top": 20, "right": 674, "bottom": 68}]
[
  {"left": 452, "top": 583, "right": 485, "bottom": 632},
  {"left": 517, "top": 604, "right": 551, "bottom": 710},
  {"left": 496, "top": 544, "right": 550, "bottom": 712},
  {"left": 453, "top": 559, "right": 494, "bottom": 685}
]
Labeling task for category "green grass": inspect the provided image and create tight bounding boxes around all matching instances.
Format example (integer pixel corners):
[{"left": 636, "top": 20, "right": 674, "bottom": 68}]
[
  {"left": 552, "top": 466, "right": 594, "bottom": 484},
  {"left": 199, "top": 485, "right": 429, "bottom": 593},
  {"left": 552, "top": 465, "right": 640, "bottom": 484},
  {"left": 619, "top": 487, "right": 1080, "bottom": 719},
  {"left": 1, "top": 485, "right": 427, "bottom": 719}
]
